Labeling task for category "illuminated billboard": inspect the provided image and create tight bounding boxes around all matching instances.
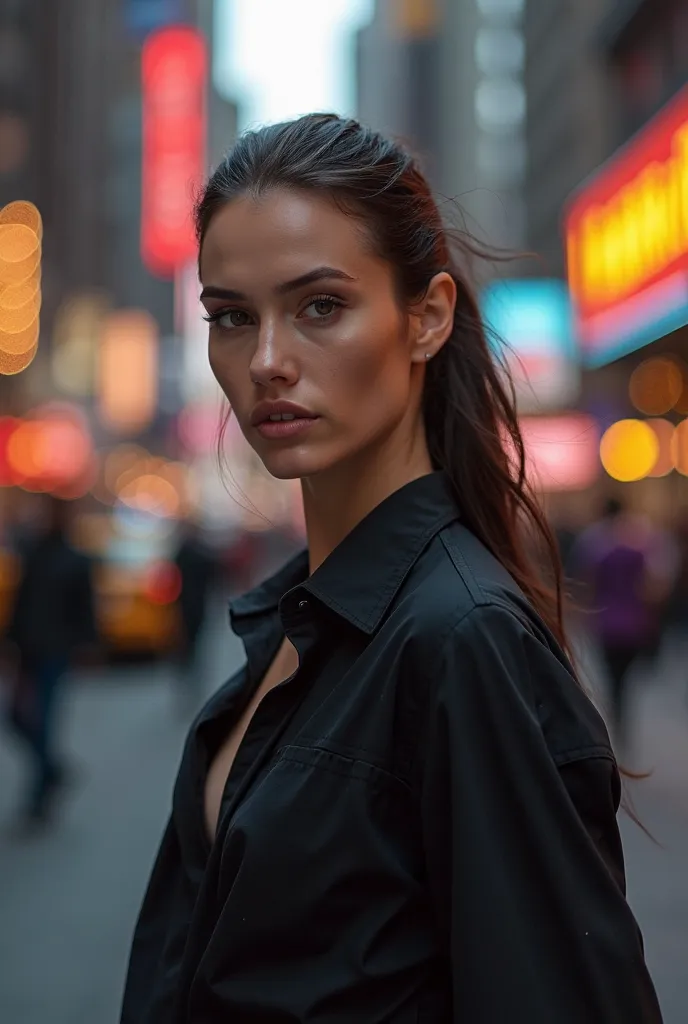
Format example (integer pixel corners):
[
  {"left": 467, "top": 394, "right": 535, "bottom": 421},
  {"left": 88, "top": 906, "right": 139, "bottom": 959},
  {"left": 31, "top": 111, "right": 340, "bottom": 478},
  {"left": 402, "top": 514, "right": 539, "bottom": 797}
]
[
  {"left": 565, "top": 84, "right": 688, "bottom": 367},
  {"left": 481, "top": 279, "right": 579, "bottom": 414},
  {"left": 141, "top": 26, "right": 207, "bottom": 278}
]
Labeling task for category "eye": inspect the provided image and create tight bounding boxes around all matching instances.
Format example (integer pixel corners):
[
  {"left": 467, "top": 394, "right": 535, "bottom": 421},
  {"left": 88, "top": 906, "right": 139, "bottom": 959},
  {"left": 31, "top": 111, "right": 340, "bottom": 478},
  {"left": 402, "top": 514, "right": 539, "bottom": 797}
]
[
  {"left": 300, "top": 296, "right": 343, "bottom": 321},
  {"left": 204, "top": 309, "right": 254, "bottom": 329}
]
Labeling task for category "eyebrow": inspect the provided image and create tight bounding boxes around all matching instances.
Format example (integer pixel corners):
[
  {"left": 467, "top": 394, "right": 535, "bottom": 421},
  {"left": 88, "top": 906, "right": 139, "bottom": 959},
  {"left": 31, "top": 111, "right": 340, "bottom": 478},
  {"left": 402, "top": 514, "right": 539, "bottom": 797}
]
[{"left": 199, "top": 266, "right": 357, "bottom": 302}]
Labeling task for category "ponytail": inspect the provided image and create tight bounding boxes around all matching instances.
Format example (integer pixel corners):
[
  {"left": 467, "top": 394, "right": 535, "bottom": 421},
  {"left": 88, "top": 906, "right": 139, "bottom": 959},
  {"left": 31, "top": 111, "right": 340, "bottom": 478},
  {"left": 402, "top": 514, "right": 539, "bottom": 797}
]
[{"left": 423, "top": 268, "right": 569, "bottom": 656}]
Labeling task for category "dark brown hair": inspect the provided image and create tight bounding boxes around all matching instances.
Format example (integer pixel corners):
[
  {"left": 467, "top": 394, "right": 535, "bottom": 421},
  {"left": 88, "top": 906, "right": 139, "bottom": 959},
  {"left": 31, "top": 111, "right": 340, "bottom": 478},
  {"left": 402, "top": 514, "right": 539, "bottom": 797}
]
[{"left": 195, "top": 113, "right": 570, "bottom": 653}]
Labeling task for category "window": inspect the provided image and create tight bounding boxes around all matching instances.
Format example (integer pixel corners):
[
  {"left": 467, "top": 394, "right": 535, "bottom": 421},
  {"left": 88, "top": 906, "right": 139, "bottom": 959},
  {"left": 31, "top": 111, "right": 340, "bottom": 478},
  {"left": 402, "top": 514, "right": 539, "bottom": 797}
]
[
  {"left": 475, "top": 79, "right": 526, "bottom": 131},
  {"left": 475, "top": 27, "right": 525, "bottom": 76}
]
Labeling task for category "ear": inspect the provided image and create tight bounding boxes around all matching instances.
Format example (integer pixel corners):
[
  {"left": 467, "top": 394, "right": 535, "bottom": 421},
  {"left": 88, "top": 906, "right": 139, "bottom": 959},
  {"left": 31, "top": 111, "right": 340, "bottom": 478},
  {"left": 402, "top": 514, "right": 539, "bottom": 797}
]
[{"left": 409, "top": 272, "right": 457, "bottom": 363}]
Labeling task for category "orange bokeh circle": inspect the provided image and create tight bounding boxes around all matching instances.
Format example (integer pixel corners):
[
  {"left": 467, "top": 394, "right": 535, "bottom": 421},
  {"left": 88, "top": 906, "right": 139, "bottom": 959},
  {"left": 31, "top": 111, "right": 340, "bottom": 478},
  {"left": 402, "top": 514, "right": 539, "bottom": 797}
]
[
  {"left": 0, "top": 201, "right": 43, "bottom": 240},
  {"left": 0, "top": 342, "right": 38, "bottom": 375},
  {"left": 0, "top": 299, "right": 39, "bottom": 335},
  {"left": 0, "top": 277, "right": 41, "bottom": 311},
  {"left": 0, "top": 317, "right": 39, "bottom": 355},
  {"left": 0, "top": 244, "right": 40, "bottom": 286},
  {"left": 0, "top": 223, "right": 40, "bottom": 262}
]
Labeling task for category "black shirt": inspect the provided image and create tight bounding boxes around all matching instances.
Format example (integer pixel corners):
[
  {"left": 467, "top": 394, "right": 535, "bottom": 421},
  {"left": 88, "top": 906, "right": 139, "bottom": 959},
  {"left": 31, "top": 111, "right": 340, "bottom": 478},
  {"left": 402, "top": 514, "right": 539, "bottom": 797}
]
[
  {"left": 121, "top": 472, "right": 662, "bottom": 1023},
  {"left": 6, "top": 532, "right": 97, "bottom": 663}
]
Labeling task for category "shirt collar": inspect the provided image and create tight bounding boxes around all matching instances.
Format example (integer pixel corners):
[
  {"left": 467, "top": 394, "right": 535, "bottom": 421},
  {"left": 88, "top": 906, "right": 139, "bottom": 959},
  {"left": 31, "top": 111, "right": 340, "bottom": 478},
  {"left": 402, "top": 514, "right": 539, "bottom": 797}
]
[{"left": 230, "top": 472, "right": 460, "bottom": 635}]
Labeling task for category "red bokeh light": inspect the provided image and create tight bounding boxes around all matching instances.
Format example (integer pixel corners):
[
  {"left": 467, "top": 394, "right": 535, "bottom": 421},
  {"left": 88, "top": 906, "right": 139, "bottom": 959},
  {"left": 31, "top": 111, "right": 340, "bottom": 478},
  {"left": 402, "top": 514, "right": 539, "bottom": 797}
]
[
  {"left": 0, "top": 415, "right": 19, "bottom": 486},
  {"left": 1, "top": 410, "right": 94, "bottom": 492},
  {"left": 144, "top": 561, "right": 182, "bottom": 605},
  {"left": 141, "top": 26, "right": 207, "bottom": 278}
]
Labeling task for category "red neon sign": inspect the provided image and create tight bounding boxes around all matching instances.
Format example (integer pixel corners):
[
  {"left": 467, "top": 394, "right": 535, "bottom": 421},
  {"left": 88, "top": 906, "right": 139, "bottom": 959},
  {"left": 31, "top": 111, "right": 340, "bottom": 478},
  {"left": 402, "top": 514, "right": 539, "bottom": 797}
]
[
  {"left": 141, "top": 25, "right": 207, "bottom": 278},
  {"left": 564, "top": 84, "right": 688, "bottom": 362}
]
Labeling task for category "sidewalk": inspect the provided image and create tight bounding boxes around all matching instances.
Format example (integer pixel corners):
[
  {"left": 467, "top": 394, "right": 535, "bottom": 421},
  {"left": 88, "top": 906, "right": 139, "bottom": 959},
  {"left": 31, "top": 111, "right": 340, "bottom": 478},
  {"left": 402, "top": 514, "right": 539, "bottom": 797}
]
[{"left": 582, "top": 637, "right": 688, "bottom": 1023}]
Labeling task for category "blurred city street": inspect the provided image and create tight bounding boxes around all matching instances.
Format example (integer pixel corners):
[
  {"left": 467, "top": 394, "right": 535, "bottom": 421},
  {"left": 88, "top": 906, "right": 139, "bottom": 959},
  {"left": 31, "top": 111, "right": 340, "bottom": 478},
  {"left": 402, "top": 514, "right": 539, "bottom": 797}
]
[
  {"left": 0, "top": 612, "right": 687, "bottom": 1024},
  {"left": 2, "top": 0, "right": 688, "bottom": 1018},
  {"left": 0, "top": 594, "right": 244, "bottom": 1024}
]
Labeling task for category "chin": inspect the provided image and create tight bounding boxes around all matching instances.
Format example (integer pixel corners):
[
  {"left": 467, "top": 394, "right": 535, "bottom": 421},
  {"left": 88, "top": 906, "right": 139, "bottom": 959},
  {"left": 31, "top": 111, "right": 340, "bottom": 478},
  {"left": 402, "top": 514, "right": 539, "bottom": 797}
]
[{"left": 257, "top": 445, "right": 340, "bottom": 482}]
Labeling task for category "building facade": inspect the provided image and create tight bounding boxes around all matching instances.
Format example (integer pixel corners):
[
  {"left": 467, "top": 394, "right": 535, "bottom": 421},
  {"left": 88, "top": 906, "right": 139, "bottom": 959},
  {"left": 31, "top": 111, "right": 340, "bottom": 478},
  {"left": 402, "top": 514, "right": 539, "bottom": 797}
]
[
  {"left": 522, "top": 0, "right": 612, "bottom": 278},
  {"left": 600, "top": 0, "right": 688, "bottom": 147},
  {"left": 356, "top": 0, "right": 526, "bottom": 258}
]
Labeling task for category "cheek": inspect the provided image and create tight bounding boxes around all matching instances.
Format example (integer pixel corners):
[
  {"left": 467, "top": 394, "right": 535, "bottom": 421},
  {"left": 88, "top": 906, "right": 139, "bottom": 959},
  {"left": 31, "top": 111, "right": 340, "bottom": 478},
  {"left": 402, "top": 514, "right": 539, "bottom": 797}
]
[
  {"left": 209, "top": 341, "right": 250, "bottom": 413},
  {"left": 326, "top": 308, "right": 409, "bottom": 408}
]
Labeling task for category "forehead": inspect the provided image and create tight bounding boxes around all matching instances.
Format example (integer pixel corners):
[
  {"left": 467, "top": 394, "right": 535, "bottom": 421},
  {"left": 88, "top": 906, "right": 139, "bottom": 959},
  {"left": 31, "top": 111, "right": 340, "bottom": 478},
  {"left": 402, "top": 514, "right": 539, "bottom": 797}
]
[{"left": 199, "top": 188, "right": 382, "bottom": 286}]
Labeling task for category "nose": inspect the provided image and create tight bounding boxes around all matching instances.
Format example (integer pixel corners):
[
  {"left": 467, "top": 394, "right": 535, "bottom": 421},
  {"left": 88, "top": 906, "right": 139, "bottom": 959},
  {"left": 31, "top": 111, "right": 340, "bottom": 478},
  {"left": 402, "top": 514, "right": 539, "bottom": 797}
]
[{"left": 249, "top": 315, "right": 298, "bottom": 388}]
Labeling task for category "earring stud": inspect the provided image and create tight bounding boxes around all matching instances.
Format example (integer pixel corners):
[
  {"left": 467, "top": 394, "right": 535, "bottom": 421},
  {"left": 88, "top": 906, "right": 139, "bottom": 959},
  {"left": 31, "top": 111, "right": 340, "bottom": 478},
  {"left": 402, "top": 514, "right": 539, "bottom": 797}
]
[{"left": 425, "top": 352, "right": 432, "bottom": 360}]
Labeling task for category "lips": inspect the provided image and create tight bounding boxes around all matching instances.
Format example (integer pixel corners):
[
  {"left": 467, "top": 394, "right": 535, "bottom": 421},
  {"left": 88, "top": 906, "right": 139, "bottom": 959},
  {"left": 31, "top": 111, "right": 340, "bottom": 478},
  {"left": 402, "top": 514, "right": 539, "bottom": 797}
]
[{"left": 250, "top": 400, "right": 317, "bottom": 427}]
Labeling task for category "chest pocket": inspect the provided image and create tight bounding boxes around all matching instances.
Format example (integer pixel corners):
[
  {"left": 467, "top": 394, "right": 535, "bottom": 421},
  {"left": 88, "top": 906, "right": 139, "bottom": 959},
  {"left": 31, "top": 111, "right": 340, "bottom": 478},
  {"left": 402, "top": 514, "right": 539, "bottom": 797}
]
[
  {"left": 217, "top": 741, "right": 419, "bottom": 905},
  {"left": 206, "top": 742, "right": 441, "bottom": 1024},
  {"left": 273, "top": 742, "right": 405, "bottom": 784},
  {"left": 231, "top": 742, "right": 413, "bottom": 835}
]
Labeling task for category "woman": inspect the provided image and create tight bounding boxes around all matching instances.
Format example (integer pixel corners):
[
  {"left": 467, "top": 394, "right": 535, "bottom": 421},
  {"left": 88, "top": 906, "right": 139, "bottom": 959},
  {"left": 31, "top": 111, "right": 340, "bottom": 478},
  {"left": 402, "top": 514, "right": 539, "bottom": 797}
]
[{"left": 121, "top": 115, "right": 662, "bottom": 1023}]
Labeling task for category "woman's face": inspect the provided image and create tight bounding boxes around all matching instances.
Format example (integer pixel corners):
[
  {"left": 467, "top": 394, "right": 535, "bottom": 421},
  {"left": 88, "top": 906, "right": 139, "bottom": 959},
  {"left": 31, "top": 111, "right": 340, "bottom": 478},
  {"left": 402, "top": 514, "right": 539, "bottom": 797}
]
[{"left": 200, "top": 188, "right": 441, "bottom": 482}]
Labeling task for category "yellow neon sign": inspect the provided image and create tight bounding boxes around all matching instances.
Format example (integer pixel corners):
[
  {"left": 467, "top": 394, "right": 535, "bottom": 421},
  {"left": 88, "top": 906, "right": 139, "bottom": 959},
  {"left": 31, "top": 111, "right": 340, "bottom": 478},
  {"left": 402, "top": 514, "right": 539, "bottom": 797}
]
[{"left": 567, "top": 121, "right": 688, "bottom": 311}]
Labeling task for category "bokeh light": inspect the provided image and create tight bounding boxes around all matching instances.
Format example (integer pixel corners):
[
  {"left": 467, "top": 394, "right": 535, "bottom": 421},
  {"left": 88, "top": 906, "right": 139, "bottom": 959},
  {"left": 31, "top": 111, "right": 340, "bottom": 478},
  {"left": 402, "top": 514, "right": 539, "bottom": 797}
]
[
  {"left": 103, "top": 445, "right": 148, "bottom": 498},
  {"left": 52, "top": 291, "right": 108, "bottom": 397},
  {"left": 0, "top": 200, "right": 42, "bottom": 374},
  {"left": 673, "top": 364, "right": 688, "bottom": 415},
  {"left": 98, "top": 310, "right": 159, "bottom": 433},
  {"left": 0, "top": 317, "right": 39, "bottom": 355},
  {"left": 0, "top": 416, "right": 19, "bottom": 486},
  {"left": 2, "top": 408, "right": 94, "bottom": 492},
  {"left": 599, "top": 419, "right": 659, "bottom": 482},
  {"left": 118, "top": 473, "right": 180, "bottom": 519},
  {"left": 96, "top": 446, "right": 189, "bottom": 520},
  {"left": 0, "top": 343, "right": 37, "bottom": 375},
  {"left": 144, "top": 562, "right": 182, "bottom": 605},
  {"left": 671, "top": 420, "right": 688, "bottom": 476},
  {"left": 646, "top": 419, "right": 675, "bottom": 477},
  {"left": 0, "top": 199, "right": 43, "bottom": 238},
  {"left": 629, "top": 357, "right": 684, "bottom": 415}
]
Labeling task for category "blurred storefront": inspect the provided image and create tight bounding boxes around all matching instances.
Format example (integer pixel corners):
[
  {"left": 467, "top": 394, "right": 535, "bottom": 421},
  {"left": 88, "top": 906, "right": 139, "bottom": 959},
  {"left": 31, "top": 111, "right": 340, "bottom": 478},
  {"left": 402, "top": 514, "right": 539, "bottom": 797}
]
[
  {"left": 564, "top": 79, "right": 688, "bottom": 522},
  {"left": 481, "top": 277, "right": 600, "bottom": 532}
]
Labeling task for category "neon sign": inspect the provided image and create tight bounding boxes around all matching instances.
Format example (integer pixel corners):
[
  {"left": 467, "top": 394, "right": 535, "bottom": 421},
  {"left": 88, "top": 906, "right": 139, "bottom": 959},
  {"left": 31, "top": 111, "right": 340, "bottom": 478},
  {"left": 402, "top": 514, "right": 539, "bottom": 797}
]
[
  {"left": 565, "top": 84, "right": 688, "bottom": 366},
  {"left": 141, "top": 26, "right": 207, "bottom": 278}
]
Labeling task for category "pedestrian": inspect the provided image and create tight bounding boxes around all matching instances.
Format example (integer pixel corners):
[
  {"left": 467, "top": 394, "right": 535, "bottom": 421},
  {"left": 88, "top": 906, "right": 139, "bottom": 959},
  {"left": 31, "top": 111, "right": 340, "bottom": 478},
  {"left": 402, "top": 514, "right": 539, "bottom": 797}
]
[
  {"left": 661, "top": 515, "right": 688, "bottom": 705},
  {"left": 573, "top": 497, "right": 675, "bottom": 751},
  {"left": 1, "top": 495, "right": 98, "bottom": 824},
  {"left": 171, "top": 517, "right": 215, "bottom": 699},
  {"left": 121, "top": 115, "right": 662, "bottom": 1023}
]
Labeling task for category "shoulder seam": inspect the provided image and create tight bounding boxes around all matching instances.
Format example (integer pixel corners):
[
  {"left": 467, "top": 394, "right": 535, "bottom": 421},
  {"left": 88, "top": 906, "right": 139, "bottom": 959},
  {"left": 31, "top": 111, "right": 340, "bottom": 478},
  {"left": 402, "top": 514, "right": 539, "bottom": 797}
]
[
  {"left": 417, "top": 598, "right": 531, "bottom": 710},
  {"left": 439, "top": 530, "right": 490, "bottom": 608}
]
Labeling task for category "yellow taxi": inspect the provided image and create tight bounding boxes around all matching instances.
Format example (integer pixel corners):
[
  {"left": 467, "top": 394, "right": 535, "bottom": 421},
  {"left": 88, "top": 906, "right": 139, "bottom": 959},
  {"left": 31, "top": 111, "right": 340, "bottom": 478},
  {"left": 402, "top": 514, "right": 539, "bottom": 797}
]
[{"left": 0, "top": 511, "right": 181, "bottom": 660}]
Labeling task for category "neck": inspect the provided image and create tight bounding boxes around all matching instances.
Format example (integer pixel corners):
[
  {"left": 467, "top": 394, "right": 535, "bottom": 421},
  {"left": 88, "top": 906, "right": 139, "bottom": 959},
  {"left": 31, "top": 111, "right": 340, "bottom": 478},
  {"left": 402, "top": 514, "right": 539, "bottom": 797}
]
[{"left": 301, "top": 425, "right": 434, "bottom": 573}]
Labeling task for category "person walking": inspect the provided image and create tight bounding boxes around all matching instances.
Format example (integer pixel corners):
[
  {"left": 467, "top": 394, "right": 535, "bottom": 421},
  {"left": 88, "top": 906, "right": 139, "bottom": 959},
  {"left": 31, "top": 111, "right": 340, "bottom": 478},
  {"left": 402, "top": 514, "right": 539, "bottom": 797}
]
[
  {"left": 171, "top": 518, "right": 215, "bottom": 701},
  {"left": 2, "top": 496, "right": 98, "bottom": 824},
  {"left": 574, "top": 497, "right": 674, "bottom": 751}
]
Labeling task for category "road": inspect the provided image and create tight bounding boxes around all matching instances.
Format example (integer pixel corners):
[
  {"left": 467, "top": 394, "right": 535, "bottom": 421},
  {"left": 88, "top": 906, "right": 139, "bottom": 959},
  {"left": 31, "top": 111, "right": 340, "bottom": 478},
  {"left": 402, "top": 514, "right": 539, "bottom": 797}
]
[{"left": 0, "top": 616, "right": 687, "bottom": 1023}]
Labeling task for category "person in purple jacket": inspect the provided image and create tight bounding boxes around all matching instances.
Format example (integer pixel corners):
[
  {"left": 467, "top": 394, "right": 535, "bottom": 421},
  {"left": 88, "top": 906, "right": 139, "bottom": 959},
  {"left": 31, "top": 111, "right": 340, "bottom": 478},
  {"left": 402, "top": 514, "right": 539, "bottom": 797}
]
[{"left": 574, "top": 497, "right": 675, "bottom": 750}]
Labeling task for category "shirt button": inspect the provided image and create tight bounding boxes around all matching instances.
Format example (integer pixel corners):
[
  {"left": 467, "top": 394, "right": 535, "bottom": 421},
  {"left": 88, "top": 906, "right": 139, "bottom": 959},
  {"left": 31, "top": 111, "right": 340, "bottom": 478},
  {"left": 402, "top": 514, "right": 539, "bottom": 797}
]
[{"left": 298, "top": 599, "right": 309, "bottom": 610}]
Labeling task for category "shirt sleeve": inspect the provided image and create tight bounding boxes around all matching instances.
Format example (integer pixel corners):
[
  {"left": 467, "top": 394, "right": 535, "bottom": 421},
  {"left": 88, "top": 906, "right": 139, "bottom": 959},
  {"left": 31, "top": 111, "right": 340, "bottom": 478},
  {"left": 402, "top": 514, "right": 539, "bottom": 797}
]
[{"left": 418, "top": 603, "right": 663, "bottom": 1023}]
